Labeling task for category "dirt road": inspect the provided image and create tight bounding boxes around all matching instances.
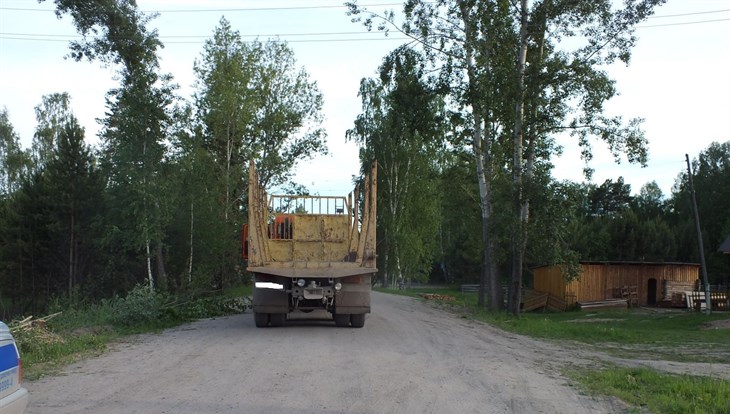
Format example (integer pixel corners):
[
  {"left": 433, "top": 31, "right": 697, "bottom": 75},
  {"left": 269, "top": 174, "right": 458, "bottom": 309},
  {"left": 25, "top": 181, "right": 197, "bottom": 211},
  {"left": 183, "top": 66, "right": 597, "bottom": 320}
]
[{"left": 26, "top": 292, "right": 625, "bottom": 414}]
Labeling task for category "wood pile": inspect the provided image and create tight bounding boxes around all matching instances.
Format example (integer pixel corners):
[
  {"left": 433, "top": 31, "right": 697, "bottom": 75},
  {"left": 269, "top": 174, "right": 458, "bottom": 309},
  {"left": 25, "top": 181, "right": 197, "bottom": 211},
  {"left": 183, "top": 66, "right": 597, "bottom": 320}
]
[
  {"left": 577, "top": 299, "right": 628, "bottom": 311},
  {"left": 9, "top": 313, "right": 66, "bottom": 346},
  {"left": 9, "top": 312, "right": 62, "bottom": 333},
  {"left": 521, "top": 291, "right": 569, "bottom": 312},
  {"left": 663, "top": 280, "right": 697, "bottom": 302},
  {"left": 522, "top": 292, "right": 548, "bottom": 312}
]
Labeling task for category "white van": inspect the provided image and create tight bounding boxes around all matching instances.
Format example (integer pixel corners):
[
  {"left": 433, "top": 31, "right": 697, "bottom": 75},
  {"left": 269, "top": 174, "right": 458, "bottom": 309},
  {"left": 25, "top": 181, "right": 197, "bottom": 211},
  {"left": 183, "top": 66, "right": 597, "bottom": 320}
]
[{"left": 0, "top": 321, "right": 28, "bottom": 414}]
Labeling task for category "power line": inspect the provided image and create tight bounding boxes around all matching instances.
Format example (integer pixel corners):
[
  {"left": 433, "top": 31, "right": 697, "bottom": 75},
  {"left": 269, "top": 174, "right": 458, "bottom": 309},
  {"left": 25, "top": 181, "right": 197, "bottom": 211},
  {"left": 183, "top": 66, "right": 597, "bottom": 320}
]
[
  {"left": 2, "top": 14, "right": 727, "bottom": 44},
  {"left": 0, "top": 2, "right": 404, "bottom": 13},
  {"left": 0, "top": 4, "right": 727, "bottom": 18},
  {"left": 0, "top": 30, "right": 383, "bottom": 39},
  {"left": 0, "top": 35, "right": 408, "bottom": 44},
  {"left": 649, "top": 8, "right": 730, "bottom": 19},
  {"left": 2, "top": 4, "right": 729, "bottom": 18},
  {"left": 637, "top": 17, "right": 730, "bottom": 28},
  {"left": 0, "top": 4, "right": 727, "bottom": 43}
]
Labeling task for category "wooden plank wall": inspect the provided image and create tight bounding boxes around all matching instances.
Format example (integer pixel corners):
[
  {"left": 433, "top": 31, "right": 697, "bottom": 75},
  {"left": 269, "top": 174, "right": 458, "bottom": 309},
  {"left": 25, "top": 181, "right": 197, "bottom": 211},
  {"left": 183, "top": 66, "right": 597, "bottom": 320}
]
[
  {"left": 533, "top": 266, "right": 566, "bottom": 298},
  {"left": 533, "top": 263, "right": 699, "bottom": 307}
]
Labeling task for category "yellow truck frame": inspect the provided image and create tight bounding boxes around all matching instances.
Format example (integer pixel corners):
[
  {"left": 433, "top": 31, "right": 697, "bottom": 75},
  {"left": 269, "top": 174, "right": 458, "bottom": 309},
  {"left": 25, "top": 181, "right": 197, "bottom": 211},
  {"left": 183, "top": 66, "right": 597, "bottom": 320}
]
[{"left": 246, "top": 160, "right": 377, "bottom": 327}]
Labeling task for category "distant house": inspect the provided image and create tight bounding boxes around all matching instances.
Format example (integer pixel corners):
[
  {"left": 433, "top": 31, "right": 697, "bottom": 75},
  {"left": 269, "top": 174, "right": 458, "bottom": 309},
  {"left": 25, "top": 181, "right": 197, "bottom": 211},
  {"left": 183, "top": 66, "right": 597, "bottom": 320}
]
[
  {"left": 532, "top": 262, "right": 700, "bottom": 308},
  {"left": 719, "top": 235, "right": 730, "bottom": 254}
]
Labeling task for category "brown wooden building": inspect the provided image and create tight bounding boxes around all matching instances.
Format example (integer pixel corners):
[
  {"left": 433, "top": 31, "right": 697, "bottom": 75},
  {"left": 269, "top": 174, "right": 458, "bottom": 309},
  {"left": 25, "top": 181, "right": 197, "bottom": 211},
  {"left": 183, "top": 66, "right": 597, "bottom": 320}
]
[{"left": 532, "top": 262, "right": 700, "bottom": 308}]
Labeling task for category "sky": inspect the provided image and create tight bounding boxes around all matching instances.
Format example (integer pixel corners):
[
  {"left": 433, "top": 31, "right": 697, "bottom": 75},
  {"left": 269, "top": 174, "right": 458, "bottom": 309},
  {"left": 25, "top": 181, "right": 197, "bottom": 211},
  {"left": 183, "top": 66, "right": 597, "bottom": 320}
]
[{"left": 1, "top": 0, "right": 729, "bottom": 197}]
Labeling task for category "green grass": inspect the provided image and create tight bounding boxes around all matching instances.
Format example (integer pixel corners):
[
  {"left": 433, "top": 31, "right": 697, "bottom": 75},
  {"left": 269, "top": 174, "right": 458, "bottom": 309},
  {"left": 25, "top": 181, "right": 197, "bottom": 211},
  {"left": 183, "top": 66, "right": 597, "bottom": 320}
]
[
  {"left": 480, "top": 309, "right": 729, "bottom": 343},
  {"left": 14, "top": 327, "right": 114, "bottom": 380},
  {"left": 569, "top": 367, "right": 730, "bottom": 414},
  {"left": 382, "top": 286, "right": 730, "bottom": 362},
  {"left": 477, "top": 309, "right": 730, "bottom": 363}
]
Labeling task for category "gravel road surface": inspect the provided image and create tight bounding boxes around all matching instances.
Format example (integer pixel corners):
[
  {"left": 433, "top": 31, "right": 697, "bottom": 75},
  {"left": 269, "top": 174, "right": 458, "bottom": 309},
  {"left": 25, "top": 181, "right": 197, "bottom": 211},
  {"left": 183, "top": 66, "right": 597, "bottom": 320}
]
[{"left": 25, "top": 292, "right": 624, "bottom": 414}]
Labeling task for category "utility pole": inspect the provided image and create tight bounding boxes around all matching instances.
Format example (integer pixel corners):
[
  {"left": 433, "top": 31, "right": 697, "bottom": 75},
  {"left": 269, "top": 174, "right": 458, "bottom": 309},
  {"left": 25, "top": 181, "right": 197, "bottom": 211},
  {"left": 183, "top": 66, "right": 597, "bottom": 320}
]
[{"left": 685, "top": 154, "right": 712, "bottom": 314}]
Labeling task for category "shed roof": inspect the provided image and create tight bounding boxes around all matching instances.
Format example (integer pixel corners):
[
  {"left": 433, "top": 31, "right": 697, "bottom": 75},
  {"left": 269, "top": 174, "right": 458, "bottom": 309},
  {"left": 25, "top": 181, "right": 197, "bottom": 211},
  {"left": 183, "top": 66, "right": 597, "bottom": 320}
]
[
  {"left": 719, "top": 235, "right": 730, "bottom": 253},
  {"left": 531, "top": 261, "right": 700, "bottom": 270}
]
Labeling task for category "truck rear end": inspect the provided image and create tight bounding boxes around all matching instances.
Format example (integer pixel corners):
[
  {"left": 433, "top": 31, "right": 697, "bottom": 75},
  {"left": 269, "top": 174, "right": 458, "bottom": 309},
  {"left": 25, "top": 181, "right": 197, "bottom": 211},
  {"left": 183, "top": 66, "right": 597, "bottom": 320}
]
[{"left": 246, "top": 161, "right": 377, "bottom": 328}]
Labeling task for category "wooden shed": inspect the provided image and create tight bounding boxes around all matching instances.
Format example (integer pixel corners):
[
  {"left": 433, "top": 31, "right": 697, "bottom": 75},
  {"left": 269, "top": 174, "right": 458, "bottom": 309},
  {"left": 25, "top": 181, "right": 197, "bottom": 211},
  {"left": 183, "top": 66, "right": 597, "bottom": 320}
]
[{"left": 532, "top": 261, "right": 700, "bottom": 308}]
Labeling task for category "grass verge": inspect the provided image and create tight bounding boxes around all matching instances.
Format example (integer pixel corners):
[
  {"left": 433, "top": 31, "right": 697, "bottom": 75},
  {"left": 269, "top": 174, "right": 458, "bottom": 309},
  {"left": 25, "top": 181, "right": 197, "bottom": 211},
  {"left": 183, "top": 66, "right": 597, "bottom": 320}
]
[
  {"left": 567, "top": 366, "right": 730, "bottom": 414},
  {"left": 379, "top": 286, "right": 730, "bottom": 363}
]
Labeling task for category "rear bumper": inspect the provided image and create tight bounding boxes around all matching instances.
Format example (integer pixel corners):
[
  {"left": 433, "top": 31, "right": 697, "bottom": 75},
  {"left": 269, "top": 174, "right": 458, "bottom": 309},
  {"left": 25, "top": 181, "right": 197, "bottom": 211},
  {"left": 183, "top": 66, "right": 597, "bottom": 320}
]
[{"left": 1, "top": 387, "right": 28, "bottom": 414}]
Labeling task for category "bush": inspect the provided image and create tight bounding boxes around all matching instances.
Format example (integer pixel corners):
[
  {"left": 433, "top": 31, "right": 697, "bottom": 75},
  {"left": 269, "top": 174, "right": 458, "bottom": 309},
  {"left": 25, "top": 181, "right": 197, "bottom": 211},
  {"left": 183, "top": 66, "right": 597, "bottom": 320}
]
[
  {"left": 165, "top": 295, "right": 249, "bottom": 320},
  {"left": 108, "top": 284, "right": 172, "bottom": 327}
]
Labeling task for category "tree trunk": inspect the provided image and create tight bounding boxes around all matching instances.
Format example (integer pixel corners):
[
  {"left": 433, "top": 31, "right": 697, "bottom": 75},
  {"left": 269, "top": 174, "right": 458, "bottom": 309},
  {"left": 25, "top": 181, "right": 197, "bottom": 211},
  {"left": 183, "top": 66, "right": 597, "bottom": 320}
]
[
  {"left": 459, "top": 1, "right": 498, "bottom": 310},
  {"left": 146, "top": 239, "right": 153, "bottom": 289},
  {"left": 188, "top": 200, "right": 194, "bottom": 284},
  {"left": 68, "top": 213, "right": 74, "bottom": 299},
  {"left": 156, "top": 239, "right": 166, "bottom": 290},
  {"left": 509, "top": 0, "right": 529, "bottom": 316}
]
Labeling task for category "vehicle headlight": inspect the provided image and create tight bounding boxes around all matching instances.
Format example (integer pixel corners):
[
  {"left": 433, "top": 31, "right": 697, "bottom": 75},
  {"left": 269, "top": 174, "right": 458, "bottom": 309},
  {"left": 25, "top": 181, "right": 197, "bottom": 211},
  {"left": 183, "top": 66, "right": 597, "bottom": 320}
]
[
  {"left": 334, "top": 282, "right": 342, "bottom": 291},
  {"left": 297, "top": 278, "right": 306, "bottom": 287}
]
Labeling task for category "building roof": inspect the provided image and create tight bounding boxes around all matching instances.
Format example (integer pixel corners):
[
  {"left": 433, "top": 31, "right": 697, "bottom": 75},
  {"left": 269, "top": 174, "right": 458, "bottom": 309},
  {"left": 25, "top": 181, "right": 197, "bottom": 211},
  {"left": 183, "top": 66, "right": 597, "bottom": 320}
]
[
  {"left": 719, "top": 235, "right": 730, "bottom": 253},
  {"left": 532, "top": 261, "right": 700, "bottom": 270}
]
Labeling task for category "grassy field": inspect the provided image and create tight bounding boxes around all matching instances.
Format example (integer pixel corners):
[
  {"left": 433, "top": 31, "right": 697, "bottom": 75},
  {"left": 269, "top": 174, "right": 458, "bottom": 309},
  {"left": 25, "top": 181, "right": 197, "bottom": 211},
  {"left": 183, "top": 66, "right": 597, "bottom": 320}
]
[{"left": 379, "top": 286, "right": 730, "bottom": 413}]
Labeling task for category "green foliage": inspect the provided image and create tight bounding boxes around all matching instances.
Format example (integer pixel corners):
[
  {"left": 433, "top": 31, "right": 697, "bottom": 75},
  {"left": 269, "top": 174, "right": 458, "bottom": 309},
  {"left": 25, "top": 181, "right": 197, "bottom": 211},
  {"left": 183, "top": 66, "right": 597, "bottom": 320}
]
[
  {"left": 670, "top": 142, "right": 730, "bottom": 284},
  {"left": 189, "top": 18, "right": 327, "bottom": 289},
  {"left": 164, "top": 295, "right": 249, "bottom": 321},
  {"left": 0, "top": 102, "right": 105, "bottom": 317},
  {"left": 348, "top": 47, "right": 445, "bottom": 286},
  {"left": 436, "top": 155, "right": 483, "bottom": 284},
  {"left": 32, "top": 92, "right": 73, "bottom": 171},
  {"left": 572, "top": 367, "right": 730, "bottom": 414},
  {"left": 0, "top": 108, "right": 32, "bottom": 195},
  {"left": 107, "top": 284, "right": 171, "bottom": 327}
]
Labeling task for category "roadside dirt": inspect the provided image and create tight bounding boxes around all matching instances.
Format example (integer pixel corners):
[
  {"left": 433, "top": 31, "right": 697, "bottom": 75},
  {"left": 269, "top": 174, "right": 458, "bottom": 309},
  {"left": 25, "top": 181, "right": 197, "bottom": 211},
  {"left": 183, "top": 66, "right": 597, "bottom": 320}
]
[{"left": 24, "top": 292, "right": 725, "bottom": 414}]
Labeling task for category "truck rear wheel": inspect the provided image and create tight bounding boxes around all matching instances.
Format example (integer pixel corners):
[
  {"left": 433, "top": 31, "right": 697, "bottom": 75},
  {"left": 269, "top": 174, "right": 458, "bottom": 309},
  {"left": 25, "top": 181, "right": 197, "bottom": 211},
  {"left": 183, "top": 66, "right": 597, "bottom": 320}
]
[
  {"left": 334, "top": 313, "right": 350, "bottom": 327},
  {"left": 270, "top": 313, "right": 286, "bottom": 327},
  {"left": 254, "top": 312, "right": 269, "bottom": 327},
  {"left": 350, "top": 313, "right": 366, "bottom": 328}
]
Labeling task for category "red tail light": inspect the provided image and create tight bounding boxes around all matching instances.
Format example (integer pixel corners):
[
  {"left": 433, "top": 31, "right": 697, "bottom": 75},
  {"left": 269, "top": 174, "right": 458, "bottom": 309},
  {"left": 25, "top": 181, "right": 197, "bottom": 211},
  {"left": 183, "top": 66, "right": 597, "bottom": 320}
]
[{"left": 18, "top": 358, "right": 22, "bottom": 384}]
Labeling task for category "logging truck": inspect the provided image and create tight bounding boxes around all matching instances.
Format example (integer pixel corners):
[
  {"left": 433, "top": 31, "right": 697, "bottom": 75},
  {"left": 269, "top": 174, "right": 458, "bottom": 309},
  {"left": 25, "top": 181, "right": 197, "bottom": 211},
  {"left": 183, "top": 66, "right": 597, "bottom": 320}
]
[{"left": 244, "top": 161, "right": 377, "bottom": 328}]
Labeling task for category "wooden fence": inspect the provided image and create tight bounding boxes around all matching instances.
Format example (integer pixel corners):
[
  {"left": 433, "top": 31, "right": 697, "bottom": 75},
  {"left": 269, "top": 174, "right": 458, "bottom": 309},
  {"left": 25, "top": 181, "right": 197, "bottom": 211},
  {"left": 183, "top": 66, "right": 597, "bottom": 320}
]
[{"left": 685, "top": 291, "right": 729, "bottom": 311}]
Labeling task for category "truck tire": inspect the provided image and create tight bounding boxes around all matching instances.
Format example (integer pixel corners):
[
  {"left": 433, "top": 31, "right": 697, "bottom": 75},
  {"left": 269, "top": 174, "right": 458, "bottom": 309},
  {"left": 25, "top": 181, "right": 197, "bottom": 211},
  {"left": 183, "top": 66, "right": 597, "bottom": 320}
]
[
  {"left": 350, "top": 313, "right": 366, "bottom": 328},
  {"left": 254, "top": 312, "right": 269, "bottom": 327},
  {"left": 270, "top": 313, "right": 286, "bottom": 327},
  {"left": 334, "top": 313, "right": 350, "bottom": 327}
]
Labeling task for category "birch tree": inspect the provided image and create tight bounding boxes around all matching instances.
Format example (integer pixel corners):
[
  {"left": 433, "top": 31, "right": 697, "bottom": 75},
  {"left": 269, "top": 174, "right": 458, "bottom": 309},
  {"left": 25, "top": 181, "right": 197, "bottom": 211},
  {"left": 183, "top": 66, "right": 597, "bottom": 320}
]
[
  {"left": 194, "top": 18, "right": 327, "bottom": 287},
  {"left": 45, "top": 0, "right": 176, "bottom": 290},
  {"left": 32, "top": 92, "right": 72, "bottom": 172},
  {"left": 348, "top": 0, "right": 665, "bottom": 313},
  {"left": 0, "top": 109, "right": 31, "bottom": 197},
  {"left": 347, "top": 47, "right": 444, "bottom": 287}
]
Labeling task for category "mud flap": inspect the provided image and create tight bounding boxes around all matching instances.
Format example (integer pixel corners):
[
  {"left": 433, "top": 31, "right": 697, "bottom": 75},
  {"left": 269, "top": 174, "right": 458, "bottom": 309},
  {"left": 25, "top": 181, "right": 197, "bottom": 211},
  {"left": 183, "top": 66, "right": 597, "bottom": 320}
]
[
  {"left": 335, "top": 276, "right": 371, "bottom": 314},
  {"left": 253, "top": 287, "right": 289, "bottom": 314}
]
